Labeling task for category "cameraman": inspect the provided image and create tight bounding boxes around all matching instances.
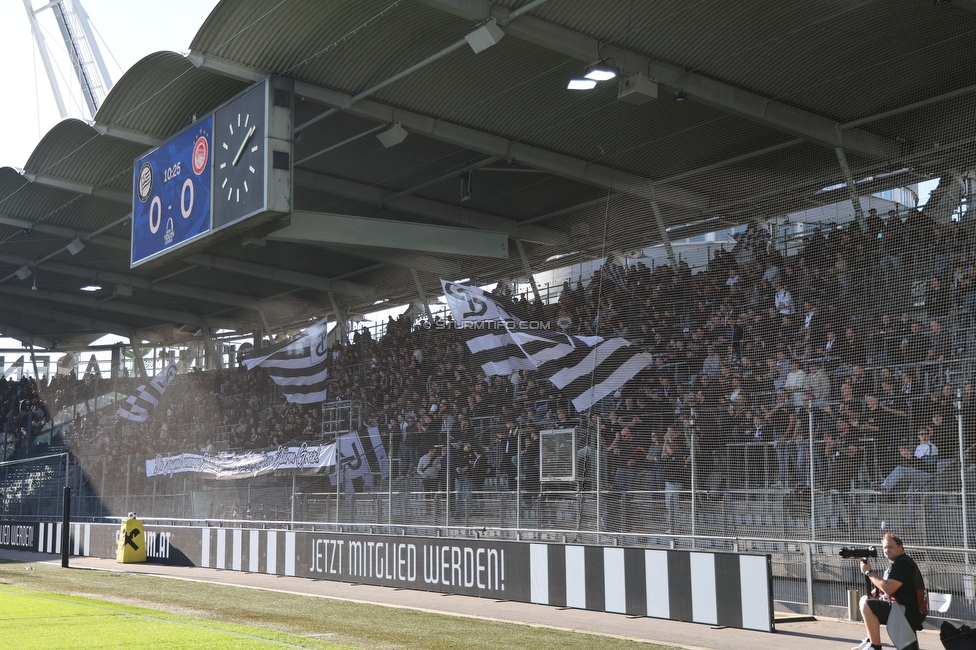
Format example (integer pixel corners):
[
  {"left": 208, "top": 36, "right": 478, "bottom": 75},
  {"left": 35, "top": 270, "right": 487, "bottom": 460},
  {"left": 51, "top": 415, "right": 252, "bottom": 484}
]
[{"left": 853, "top": 533, "right": 925, "bottom": 650}]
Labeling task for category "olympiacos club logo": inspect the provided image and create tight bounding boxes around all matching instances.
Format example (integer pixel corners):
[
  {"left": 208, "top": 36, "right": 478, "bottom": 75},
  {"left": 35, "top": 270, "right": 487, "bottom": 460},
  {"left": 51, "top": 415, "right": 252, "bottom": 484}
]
[{"left": 192, "top": 136, "right": 209, "bottom": 175}]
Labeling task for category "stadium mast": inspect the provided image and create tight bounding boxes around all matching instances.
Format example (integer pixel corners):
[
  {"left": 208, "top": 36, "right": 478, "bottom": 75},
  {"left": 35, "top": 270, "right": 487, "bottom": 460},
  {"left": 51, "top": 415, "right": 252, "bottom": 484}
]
[{"left": 22, "top": 0, "right": 114, "bottom": 120}]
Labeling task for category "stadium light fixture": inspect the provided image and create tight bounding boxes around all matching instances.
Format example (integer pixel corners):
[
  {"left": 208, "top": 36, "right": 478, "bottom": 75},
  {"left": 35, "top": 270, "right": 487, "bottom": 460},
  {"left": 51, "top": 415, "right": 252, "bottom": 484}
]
[
  {"left": 66, "top": 238, "right": 85, "bottom": 255},
  {"left": 376, "top": 122, "right": 408, "bottom": 148},
  {"left": 618, "top": 72, "right": 658, "bottom": 104},
  {"left": 583, "top": 63, "right": 617, "bottom": 81},
  {"left": 465, "top": 17, "right": 505, "bottom": 54},
  {"left": 567, "top": 78, "right": 598, "bottom": 90}
]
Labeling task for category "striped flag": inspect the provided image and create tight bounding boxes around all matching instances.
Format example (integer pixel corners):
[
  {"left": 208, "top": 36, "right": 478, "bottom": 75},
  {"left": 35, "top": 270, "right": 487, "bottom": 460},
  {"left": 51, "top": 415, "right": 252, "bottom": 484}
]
[
  {"left": 601, "top": 259, "right": 629, "bottom": 291},
  {"left": 441, "top": 281, "right": 652, "bottom": 411},
  {"left": 509, "top": 330, "right": 654, "bottom": 412},
  {"left": 463, "top": 328, "right": 537, "bottom": 376},
  {"left": 243, "top": 317, "right": 329, "bottom": 404},
  {"left": 333, "top": 426, "right": 389, "bottom": 493},
  {"left": 441, "top": 280, "right": 534, "bottom": 376},
  {"left": 117, "top": 361, "right": 179, "bottom": 422}
]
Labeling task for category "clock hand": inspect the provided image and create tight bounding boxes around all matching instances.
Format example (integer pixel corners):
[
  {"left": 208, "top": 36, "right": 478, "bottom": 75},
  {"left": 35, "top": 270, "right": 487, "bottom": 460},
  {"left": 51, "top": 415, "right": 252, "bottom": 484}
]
[{"left": 232, "top": 125, "right": 256, "bottom": 167}]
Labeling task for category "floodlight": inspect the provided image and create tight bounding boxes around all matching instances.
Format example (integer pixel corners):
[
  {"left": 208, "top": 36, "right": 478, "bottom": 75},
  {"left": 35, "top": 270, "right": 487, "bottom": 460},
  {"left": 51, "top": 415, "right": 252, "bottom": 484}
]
[
  {"left": 567, "top": 79, "right": 598, "bottom": 90},
  {"left": 584, "top": 66, "right": 617, "bottom": 81},
  {"left": 15, "top": 265, "right": 31, "bottom": 280}
]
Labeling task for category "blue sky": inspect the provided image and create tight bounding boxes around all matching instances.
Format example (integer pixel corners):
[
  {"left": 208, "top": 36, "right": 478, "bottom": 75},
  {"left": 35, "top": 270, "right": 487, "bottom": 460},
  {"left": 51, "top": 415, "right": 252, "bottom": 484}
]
[{"left": 0, "top": 0, "right": 220, "bottom": 169}]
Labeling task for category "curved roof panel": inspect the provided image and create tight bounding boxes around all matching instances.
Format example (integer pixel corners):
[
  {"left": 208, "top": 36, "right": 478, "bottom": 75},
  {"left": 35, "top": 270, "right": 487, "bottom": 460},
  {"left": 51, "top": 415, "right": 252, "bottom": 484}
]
[
  {"left": 0, "top": 0, "right": 973, "bottom": 350},
  {"left": 95, "top": 51, "right": 248, "bottom": 138}
]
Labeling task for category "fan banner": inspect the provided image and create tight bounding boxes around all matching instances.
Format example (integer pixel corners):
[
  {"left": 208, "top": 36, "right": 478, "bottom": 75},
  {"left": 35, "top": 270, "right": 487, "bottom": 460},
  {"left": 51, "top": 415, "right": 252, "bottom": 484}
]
[{"left": 146, "top": 442, "right": 335, "bottom": 479}]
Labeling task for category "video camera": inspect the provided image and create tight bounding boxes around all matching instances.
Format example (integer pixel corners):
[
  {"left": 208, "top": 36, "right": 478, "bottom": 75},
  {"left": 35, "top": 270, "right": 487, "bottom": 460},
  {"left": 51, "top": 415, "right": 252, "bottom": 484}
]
[{"left": 838, "top": 546, "right": 878, "bottom": 559}]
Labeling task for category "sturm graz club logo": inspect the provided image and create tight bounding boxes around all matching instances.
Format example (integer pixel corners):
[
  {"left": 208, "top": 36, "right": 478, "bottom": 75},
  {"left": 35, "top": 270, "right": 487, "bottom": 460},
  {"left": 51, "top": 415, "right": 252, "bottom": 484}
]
[
  {"left": 445, "top": 283, "right": 487, "bottom": 319},
  {"left": 314, "top": 327, "right": 328, "bottom": 357},
  {"left": 137, "top": 162, "right": 153, "bottom": 203}
]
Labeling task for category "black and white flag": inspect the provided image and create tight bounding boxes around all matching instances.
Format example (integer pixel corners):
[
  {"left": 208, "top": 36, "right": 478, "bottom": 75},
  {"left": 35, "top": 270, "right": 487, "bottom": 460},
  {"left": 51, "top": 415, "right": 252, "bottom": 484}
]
[
  {"left": 117, "top": 361, "right": 179, "bottom": 423},
  {"left": 332, "top": 426, "right": 389, "bottom": 493},
  {"left": 442, "top": 281, "right": 652, "bottom": 411},
  {"left": 509, "top": 330, "right": 653, "bottom": 412},
  {"left": 243, "top": 317, "right": 329, "bottom": 404},
  {"left": 440, "top": 280, "right": 535, "bottom": 376}
]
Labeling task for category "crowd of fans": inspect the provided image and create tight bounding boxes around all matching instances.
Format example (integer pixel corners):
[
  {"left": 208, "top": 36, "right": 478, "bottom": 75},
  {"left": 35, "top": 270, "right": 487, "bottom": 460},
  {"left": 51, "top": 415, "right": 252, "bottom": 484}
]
[{"left": 12, "top": 208, "right": 976, "bottom": 531}]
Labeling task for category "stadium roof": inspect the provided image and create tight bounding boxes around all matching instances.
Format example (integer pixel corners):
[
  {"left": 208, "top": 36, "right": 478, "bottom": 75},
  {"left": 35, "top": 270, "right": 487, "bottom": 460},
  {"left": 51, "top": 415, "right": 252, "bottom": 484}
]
[{"left": 1, "top": 0, "right": 974, "bottom": 351}]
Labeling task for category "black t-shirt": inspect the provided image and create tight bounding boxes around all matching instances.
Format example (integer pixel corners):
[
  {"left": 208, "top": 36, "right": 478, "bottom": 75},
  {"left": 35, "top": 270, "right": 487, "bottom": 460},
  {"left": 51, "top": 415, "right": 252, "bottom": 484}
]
[{"left": 884, "top": 552, "right": 924, "bottom": 628}]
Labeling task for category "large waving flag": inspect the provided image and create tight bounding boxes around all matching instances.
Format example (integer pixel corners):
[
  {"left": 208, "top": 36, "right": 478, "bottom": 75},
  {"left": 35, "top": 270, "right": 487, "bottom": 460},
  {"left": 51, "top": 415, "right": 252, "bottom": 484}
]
[
  {"left": 243, "top": 317, "right": 329, "bottom": 404},
  {"left": 440, "top": 280, "right": 535, "bottom": 375},
  {"left": 441, "top": 281, "right": 653, "bottom": 411},
  {"left": 118, "top": 361, "right": 179, "bottom": 422},
  {"left": 509, "top": 330, "right": 653, "bottom": 412}
]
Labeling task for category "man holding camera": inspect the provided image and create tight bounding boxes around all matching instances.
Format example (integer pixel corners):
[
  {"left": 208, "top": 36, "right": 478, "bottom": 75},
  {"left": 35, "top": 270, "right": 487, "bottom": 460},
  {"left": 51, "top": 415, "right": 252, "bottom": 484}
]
[{"left": 853, "top": 533, "right": 926, "bottom": 650}]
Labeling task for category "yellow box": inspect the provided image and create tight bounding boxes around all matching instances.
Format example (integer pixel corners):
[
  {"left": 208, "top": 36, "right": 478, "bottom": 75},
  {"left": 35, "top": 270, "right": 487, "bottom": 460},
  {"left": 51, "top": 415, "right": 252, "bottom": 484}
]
[{"left": 116, "top": 516, "right": 147, "bottom": 563}]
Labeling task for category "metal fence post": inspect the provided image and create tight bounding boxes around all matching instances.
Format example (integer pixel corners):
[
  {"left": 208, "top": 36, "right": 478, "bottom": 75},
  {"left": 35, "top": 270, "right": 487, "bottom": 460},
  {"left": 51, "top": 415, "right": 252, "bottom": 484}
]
[
  {"left": 125, "top": 455, "right": 130, "bottom": 515},
  {"left": 959, "top": 388, "right": 970, "bottom": 555},
  {"left": 596, "top": 417, "right": 601, "bottom": 533},
  {"left": 808, "top": 408, "right": 816, "bottom": 541},
  {"left": 804, "top": 542, "right": 815, "bottom": 615}
]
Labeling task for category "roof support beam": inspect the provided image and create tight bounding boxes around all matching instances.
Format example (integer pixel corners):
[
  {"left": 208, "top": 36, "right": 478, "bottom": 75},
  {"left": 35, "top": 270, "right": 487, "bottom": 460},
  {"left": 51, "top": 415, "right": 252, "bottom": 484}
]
[
  {"left": 0, "top": 285, "right": 239, "bottom": 330},
  {"left": 648, "top": 190, "right": 677, "bottom": 268},
  {"left": 0, "top": 212, "right": 129, "bottom": 250},
  {"left": 835, "top": 147, "right": 866, "bottom": 231},
  {"left": 0, "top": 301, "right": 131, "bottom": 338},
  {"left": 22, "top": 172, "right": 130, "bottom": 204},
  {"left": 295, "top": 170, "right": 565, "bottom": 246},
  {"left": 180, "top": 252, "right": 376, "bottom": 297},
  {"left": 290, "top": 81, "right": 709, "bottom": 211},
  {"left": 383, "top": 156, "right": 500, "bottom": 203},
  {"left": 188, "top": 55, "right": 707, "bottom": 212},
  {"left": 327, "top": 293, "right": 349, "bottom": 344},
  {"left": 419, "top": 0, "right": 901, "bottom": 160},
  {"left": 267, "top": 211, "right": 509, "bottom": 258},
  {"left": 322, "top": 244, "right": 462, "bottom": 277},
  {"left": 0, "top": 252, "right": 301, "bottom": 316},
  {"left": 0, "top": 210, "right": 376, "bottom": 297},
  {"left": 411, "top": 269, "right": 434, "bottom": 322},
  {"left": 0, "top": 317, "right": 55, "bottom": 350},
  {"left": 514, "top": 239, "right": 541, "bottom": 304},
  {"left": 92, "top": 123, "right": 163, "bottom": 148}
]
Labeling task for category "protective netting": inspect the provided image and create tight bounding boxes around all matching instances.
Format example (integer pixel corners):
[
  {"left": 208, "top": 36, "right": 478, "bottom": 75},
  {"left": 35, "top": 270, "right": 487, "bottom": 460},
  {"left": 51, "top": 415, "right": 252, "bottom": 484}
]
[{"left": 3, "top": 0, "right": 976, "bottom": 623}]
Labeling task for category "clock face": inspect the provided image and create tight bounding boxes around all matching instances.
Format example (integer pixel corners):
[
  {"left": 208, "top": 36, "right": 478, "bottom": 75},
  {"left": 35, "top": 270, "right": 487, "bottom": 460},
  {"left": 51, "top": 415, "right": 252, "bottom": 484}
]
[{"left": 212, "top": 82, "right": 267, "bottom": 230}]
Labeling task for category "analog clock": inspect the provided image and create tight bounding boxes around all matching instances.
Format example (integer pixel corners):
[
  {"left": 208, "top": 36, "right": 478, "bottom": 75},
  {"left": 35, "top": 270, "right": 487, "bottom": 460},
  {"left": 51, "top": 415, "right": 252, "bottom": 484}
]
[{"left": 212, "top": 81, "right": 268, "bottom": 230}]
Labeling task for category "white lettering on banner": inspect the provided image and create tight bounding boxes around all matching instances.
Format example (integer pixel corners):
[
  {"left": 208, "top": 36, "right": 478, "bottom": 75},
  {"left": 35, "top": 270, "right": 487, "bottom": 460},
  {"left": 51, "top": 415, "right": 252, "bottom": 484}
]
[
  {"left": 315, "top": 538, "right": 502, "bottom": 592},
  {"left": 423, "top": 545, "right": 504, "bottom": 591},
  {"left": 309, "top": 538, "right": 344, "bottom": 574},
  {"left": 0, "top": 524, "right": 34, "bottom": 548},
  {"left": 146, "top": 442, "right": 332, "bottom": 479},
  {"left": 145, "top": 531, "right": 171, "bottom": 559}
]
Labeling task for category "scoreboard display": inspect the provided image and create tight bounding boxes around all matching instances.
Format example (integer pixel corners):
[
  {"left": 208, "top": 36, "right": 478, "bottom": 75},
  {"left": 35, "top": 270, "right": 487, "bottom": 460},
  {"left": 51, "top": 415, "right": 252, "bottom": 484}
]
[
  {"left": 131, "top": 117, "right": 213, "bottom": 267},
  {"left": 129, "top": 76, "right": 292, "bottom": 269}
]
